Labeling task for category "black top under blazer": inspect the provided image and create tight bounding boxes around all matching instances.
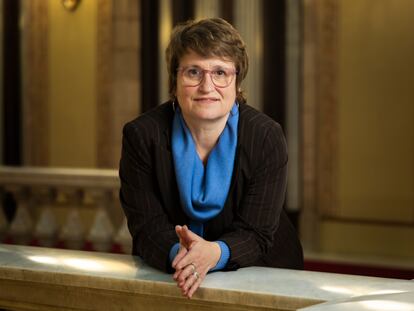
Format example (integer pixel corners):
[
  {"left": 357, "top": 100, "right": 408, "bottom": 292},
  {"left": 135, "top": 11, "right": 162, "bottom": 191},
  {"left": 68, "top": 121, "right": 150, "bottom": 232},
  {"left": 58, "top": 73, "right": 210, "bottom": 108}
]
[{"left": 119, "top": 102, "right": 303, "bottom": 272}]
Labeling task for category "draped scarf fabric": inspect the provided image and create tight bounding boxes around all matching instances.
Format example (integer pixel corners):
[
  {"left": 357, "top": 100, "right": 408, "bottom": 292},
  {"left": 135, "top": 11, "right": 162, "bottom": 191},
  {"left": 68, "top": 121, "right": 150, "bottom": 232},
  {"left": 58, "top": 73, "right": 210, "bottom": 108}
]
[{"left": 172, "top": 103, "right": 239, "bottom": 236}]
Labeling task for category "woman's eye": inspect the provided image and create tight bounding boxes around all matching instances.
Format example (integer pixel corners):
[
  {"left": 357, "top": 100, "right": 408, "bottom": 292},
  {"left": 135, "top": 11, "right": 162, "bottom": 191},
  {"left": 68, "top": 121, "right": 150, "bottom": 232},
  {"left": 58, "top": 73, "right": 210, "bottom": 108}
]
[
  {"left": 187, "top": 68, "right": 200, "bottom": 76},
  {"left": 215, "top": 70, "right": 226, "bottom": 76}
]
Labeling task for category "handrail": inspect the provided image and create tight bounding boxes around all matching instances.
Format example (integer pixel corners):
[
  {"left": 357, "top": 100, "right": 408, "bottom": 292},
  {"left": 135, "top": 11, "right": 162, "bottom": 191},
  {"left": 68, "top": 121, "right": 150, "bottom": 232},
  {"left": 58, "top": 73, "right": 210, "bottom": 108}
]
[
  {"left": 0, "top": 166, "right": 119, "bottom": 189},
  {"left": 1, "top": 244, "right": 414, "bottom": 311}
]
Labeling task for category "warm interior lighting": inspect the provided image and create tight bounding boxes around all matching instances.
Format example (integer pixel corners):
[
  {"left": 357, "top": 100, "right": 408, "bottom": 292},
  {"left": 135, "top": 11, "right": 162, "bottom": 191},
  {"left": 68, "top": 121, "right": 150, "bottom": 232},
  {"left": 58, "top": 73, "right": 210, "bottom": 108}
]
[
  {"left": 62, "top": 258, "right": 106, "bottom": 271},
  {"left": 369, "top": 290, "right": 405, "bottom": 295},
  {"left": 321, "top": 285, "right": 407, "bottom": 297},
  {"left": 320, "top": 285, "right": 355, "bottom": 295},
  {"left": 61, "top": 0, "right": 81, "bottom": 11},
  {"left": 27, "top": 256, "right": 59, "bottom": 265},
  {"left": 26, "top": 254, "right": 134, "bottom": 274}
]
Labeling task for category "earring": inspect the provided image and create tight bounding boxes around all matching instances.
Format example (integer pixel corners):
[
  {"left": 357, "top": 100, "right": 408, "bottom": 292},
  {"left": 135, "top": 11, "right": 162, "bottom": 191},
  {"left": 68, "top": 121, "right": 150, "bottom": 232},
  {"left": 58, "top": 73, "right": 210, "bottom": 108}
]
[{"left": 172, "top": 99, "right": 177, "bottom": 111}]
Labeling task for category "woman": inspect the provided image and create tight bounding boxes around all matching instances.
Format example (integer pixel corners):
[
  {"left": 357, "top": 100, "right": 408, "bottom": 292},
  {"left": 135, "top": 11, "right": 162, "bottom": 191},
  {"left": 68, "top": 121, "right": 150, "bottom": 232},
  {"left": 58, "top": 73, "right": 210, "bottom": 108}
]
[{"left": 119, "top": 18, "right": 303, "bottom": 298}]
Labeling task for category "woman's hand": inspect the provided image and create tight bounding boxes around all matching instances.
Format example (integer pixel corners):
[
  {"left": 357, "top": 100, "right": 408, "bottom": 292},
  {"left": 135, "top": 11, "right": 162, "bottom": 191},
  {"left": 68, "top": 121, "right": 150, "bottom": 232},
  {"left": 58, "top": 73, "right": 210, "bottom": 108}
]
[{"left": 172, "top": 225, "right": 221, "bottom": 298}]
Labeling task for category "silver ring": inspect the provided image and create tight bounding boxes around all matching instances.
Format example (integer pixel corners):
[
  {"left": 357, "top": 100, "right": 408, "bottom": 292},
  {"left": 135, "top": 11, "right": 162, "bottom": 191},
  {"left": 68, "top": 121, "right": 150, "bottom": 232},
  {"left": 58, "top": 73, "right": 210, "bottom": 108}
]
[
  {"left": 189, "top": 263, "right": 196, "bottom": 273},
  {"left": 193, "top": 271, "right": 199, "bottom": 280}
]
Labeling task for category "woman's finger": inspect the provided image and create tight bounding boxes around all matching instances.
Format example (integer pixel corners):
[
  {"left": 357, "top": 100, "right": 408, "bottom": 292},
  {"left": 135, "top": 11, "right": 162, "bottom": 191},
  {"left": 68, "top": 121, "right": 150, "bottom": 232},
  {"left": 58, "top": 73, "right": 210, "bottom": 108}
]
[
  {"left": 181, "top": 269, "right": 202, "bottom": 297},
  {"left": 174, "top": 261, "right": 196, "bottom": 283},
  {"left": 172, "top": 245, "right": 187, "bottom": 269},
  {"left": 184, "top": 266, "right": 208, "bottom": 298},
  {"left": 175, "top": 240, "right": 220, "bottom": 271},
  {"left": 176, "top": 225, "right": 199, "bottom": 249},
  {"left": 186, "top": 276, "right": 202, "bottom": 298}
]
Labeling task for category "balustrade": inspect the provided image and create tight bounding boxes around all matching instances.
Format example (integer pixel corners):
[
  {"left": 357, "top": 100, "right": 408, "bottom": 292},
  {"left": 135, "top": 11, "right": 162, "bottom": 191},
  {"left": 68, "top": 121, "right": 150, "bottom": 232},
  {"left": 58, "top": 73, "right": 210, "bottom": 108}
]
[{"left": 0, "top": 166, "right": 131, "bottom": 254}]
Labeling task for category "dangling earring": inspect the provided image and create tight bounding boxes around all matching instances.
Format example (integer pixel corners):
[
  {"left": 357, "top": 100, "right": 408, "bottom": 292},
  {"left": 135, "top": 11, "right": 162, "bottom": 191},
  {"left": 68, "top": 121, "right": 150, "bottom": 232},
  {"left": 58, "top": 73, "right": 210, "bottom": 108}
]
[{"left": 172, "top": 98, "right": 178, "bottom": 111}]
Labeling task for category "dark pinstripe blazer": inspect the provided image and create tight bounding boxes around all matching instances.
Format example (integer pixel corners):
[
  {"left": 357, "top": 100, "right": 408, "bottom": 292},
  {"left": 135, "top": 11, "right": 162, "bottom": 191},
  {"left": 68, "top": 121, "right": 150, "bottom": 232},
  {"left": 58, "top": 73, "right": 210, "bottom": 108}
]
[{"left": 119, "top": 102, "right": 303, "bottom": 272}]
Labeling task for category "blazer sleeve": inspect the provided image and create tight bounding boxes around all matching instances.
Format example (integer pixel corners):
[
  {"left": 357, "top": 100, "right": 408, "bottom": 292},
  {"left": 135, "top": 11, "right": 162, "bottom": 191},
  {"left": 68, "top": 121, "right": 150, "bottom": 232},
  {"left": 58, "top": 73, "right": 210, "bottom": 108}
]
[
  {"left": 119, "top": 121, "right": 178, "bottom": 272},
  {"left": 218, "top": 122, "right": 288, "bottom": 270}
]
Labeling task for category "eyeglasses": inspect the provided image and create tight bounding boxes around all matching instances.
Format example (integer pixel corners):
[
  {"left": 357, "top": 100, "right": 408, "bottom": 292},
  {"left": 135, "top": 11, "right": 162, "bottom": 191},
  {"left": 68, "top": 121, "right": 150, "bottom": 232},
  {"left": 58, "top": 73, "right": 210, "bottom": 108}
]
[{"left": 177, "top": 66, "right": 237, "bottom": 88}]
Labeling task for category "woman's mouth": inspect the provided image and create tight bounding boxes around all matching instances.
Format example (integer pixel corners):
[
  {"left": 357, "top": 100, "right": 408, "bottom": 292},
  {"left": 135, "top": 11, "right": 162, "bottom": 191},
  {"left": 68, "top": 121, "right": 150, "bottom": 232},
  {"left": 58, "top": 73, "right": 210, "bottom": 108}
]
[{"left": 194, "top": 97, "right": 219, "bottom": 103}]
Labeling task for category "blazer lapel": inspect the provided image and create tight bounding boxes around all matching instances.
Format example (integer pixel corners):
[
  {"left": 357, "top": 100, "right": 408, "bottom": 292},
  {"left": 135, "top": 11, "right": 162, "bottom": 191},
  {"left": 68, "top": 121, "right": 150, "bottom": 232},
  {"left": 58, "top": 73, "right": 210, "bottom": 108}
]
[{"left": 154, "top": 128, "right": 187, "bottom": 224}]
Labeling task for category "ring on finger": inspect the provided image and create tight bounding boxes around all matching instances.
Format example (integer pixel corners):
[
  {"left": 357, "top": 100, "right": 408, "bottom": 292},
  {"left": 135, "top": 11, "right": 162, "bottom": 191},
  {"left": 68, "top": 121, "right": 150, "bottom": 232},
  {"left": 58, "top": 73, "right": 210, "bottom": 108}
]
[
  {"left": 193, "top": 271, "right": 199, "bottom": 280},
  {"left": 188, "top": 263, "right": 196, "bottom": 273}
]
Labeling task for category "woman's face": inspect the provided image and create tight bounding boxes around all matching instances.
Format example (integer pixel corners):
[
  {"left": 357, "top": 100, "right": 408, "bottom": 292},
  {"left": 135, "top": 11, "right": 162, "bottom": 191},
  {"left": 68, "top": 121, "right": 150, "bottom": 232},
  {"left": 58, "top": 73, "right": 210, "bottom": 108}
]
[{"left": 176, "top": 51, "right": 237, "bottom": 125}]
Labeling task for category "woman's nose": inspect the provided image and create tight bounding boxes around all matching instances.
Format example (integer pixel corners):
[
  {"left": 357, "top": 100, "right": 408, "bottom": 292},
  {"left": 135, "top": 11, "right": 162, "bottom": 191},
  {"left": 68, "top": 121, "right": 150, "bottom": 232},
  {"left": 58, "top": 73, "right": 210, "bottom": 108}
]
[{"left": 198, "top": 73, "right": 215, "bottom": 92}]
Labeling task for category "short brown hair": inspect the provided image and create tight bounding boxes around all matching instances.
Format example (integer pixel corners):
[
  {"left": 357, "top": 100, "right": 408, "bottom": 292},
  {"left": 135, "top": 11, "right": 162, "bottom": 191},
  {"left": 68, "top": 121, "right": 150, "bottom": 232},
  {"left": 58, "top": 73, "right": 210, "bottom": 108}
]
[{"left": 166, "top": 18, "right": 249, "bottom": 103}]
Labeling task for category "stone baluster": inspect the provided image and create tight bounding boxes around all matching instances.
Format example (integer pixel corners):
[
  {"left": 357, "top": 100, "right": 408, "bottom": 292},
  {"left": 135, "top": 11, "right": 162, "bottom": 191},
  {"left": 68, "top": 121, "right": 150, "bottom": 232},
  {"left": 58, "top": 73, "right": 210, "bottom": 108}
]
[
  {"left": 113, "top": 217, "right": 132, "bottom": 254},
  {"left": 0, "top": 166, "right": 124, "bottom": 252},
  {"left": 32, "top": 186, "right": 58, "bottom": 247},
  {"left": 58, "top": 189, "right": 85, "bottom": 250},
  {"left": 87, "top": 208, "right": 115, "bottom": 252},
  {"left": 6, "top": 186, "right": 34, "bottom": 245},
  {"left": 0, "top": 190, "right": 8, "bottom": 241},
  {"left": 86, "top": 190, "right": 115, "bottom": 252},
  {"left": 0, "top": 210, "right": 6, "bottom": 241}
]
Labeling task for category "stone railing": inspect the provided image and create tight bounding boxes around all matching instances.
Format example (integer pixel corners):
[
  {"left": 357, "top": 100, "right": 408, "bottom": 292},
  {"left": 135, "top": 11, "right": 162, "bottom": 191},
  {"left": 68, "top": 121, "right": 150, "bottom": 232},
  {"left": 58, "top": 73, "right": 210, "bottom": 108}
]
[
  {"left": 1, "top": 244, "right": 414, "bottom": 311},
  {"left": 0, "top": 166, "right": 131, "bottom": 253}
]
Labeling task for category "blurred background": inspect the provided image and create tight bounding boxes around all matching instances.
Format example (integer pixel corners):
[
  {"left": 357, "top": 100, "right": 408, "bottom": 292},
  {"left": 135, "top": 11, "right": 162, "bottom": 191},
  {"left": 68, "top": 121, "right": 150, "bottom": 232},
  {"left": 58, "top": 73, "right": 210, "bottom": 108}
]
[{"left": 0, "top": 0, "right": 413, "bottom": 278}]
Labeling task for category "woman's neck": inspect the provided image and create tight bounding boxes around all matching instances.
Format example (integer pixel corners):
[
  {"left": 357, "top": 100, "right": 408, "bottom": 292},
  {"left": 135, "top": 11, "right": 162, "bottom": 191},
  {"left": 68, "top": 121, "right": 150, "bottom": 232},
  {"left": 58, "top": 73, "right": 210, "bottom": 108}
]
[{"left": 183, "top": 116, "right": 228, "bottom": 164}]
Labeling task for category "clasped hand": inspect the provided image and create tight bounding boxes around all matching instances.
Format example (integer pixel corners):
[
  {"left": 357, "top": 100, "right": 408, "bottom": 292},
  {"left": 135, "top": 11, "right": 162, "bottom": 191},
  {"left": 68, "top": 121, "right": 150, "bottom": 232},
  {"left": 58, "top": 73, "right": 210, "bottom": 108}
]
[{"left": 172, "top": 225, "right": 221, "bottom": 298}]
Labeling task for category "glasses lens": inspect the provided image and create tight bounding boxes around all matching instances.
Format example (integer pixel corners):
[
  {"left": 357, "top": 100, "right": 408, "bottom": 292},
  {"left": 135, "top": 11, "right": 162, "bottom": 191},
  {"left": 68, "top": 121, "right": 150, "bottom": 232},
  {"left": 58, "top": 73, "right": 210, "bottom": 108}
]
[
  {"left": 180, "top": 67, "right": 235, "bottom": 87},
  {"left": 182, "top": 68, "right": 201, "bottom": 86},
  {"left": 212, "top": 69, "right": 231, "bottom": 87}
]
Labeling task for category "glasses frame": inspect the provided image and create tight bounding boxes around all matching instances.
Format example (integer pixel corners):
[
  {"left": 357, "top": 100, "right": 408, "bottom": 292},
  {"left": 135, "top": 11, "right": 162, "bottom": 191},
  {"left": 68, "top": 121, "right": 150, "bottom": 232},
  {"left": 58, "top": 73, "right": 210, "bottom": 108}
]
[{"left": 177, "top": 66, "right": 238, "bottom": 88}]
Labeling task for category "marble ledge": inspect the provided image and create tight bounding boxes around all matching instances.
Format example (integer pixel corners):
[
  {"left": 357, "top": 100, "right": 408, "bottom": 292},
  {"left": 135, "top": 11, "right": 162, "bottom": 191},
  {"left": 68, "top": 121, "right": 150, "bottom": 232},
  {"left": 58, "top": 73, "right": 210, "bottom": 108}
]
[{"left": 0, "top": 244, "right": 413, "bottom": 311}]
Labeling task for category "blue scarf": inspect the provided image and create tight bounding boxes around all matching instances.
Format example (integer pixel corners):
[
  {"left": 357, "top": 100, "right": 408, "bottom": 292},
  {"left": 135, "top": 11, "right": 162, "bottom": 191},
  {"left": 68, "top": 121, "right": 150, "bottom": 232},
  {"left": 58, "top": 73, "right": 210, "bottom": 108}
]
[{"left": 172, "top": 103, "right": 239, "bottom": 236}]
